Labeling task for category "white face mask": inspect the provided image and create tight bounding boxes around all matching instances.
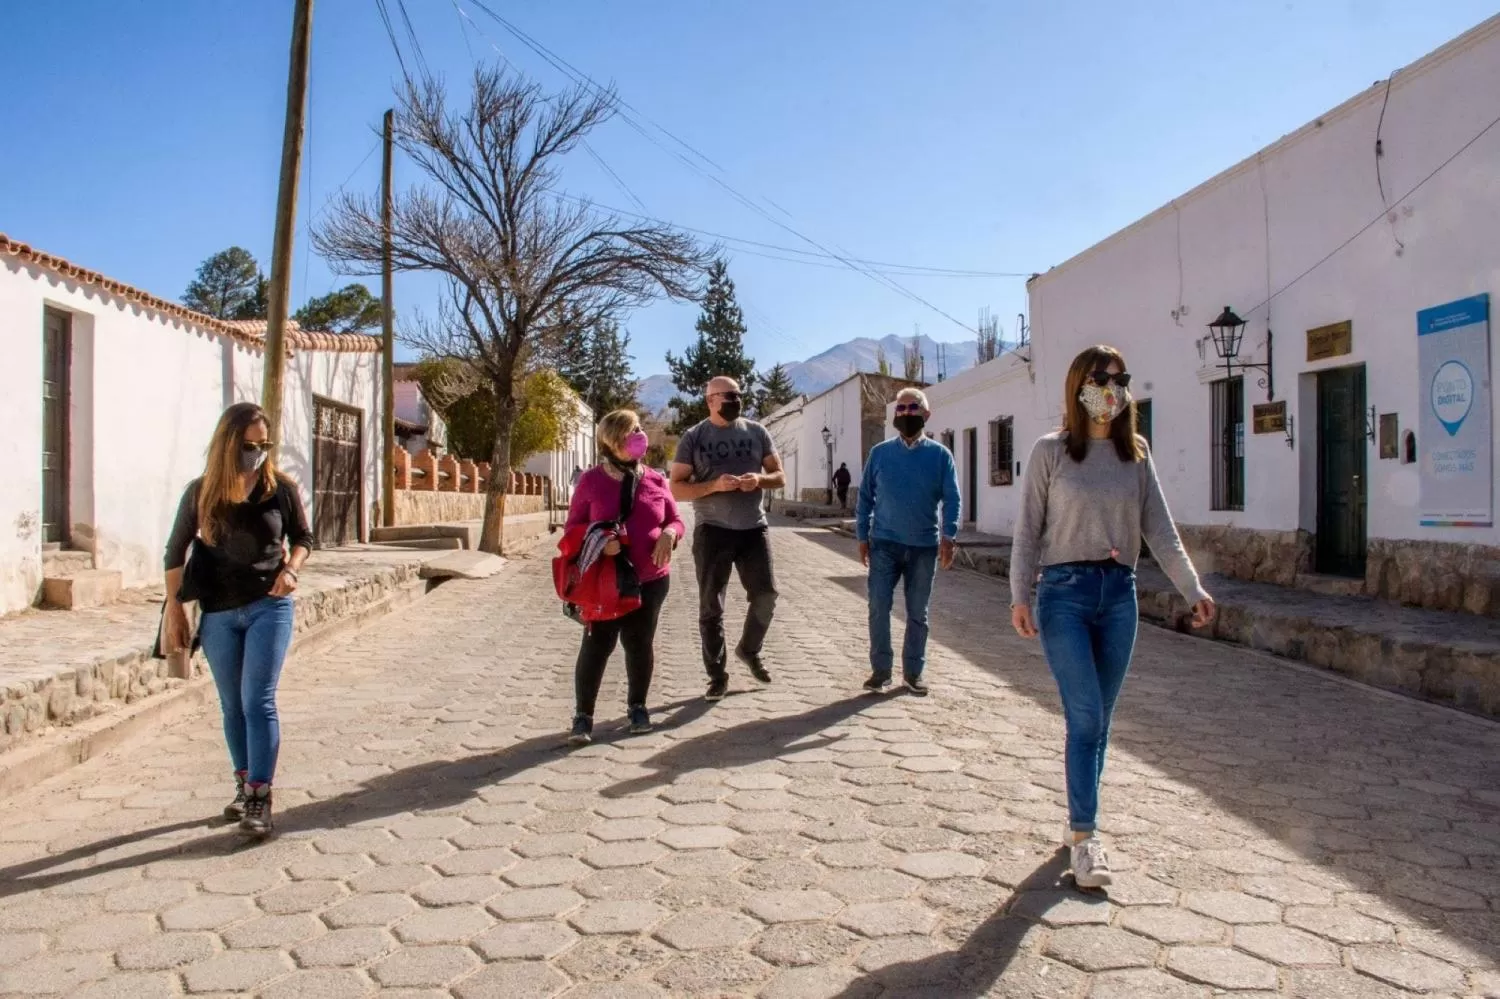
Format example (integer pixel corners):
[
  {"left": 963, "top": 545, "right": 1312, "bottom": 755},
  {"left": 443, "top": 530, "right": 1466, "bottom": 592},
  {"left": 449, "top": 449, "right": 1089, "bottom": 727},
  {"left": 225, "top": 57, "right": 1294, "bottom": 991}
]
[
  {"left": 1079, "top": 382, "right": 1131, "bottom": 424},
  {"left": 240, "top": 448, "right": 268, "bottom": 474}
]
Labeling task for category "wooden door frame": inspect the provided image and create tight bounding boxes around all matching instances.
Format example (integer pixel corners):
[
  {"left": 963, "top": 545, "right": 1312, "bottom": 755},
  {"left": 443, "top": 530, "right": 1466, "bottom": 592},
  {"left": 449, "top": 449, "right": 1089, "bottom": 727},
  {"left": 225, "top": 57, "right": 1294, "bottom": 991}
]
[
  {"left": 312, "top": 395, "right": 365, "bottom": 548},
  {"left": 1314, "top": 364, "right": 1369, "bottom": 577},
  {"left": 42, "top": 308, "right": 72, "bottom": 548}
]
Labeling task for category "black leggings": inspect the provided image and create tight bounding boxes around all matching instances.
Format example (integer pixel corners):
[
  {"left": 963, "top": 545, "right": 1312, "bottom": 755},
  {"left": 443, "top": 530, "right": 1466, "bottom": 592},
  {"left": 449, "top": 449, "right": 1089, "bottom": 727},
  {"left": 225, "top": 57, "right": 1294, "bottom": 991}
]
[{"left": 574, "top": 575, "right": 670, "bottom": 716}]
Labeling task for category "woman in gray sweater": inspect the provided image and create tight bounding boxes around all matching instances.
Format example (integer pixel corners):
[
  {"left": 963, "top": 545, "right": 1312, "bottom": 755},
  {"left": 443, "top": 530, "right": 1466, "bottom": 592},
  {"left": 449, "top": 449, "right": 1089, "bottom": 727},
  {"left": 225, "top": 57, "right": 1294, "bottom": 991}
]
[{"left": 1010, "top": 345, "right": 1215, "bottom": 888}]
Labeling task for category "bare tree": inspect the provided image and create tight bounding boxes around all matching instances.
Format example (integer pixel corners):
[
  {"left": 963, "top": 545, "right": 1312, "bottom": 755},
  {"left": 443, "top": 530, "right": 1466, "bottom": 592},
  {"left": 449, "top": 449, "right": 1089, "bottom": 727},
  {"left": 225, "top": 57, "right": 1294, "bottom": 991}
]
[
  {"left": 976, "top": 306, "right": 1001, "bottom": 364},
  {"left": 315, "top": 67, "right": 714, "bottom": 552},
  {"left": 903, "top": 335, "right": 924, "bottom": 382}
]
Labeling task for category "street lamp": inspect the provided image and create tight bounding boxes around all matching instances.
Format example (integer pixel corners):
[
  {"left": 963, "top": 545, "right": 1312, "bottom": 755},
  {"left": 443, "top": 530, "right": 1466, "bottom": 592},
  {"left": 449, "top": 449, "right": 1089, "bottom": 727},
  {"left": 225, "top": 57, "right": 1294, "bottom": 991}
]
[
  {"left": 821, "top": 426, "right": 833, "bottom": 503},
  {"left": 1207, "top": 305, "right": 1275, "bottom": 401}
]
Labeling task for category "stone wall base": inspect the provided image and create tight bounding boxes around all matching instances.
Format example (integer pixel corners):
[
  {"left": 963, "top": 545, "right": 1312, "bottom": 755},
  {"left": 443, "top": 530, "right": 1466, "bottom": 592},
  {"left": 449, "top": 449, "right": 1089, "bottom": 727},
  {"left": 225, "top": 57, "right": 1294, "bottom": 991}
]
[
  {"left": 395, "top": 490, "right": 545, "bottom": 525},
  {"left": 1365, "top": 538, "right": 1500, "bottom": 616},
  {"left": 1177, "top": 524, "right": 1312, "bottom": 586}
]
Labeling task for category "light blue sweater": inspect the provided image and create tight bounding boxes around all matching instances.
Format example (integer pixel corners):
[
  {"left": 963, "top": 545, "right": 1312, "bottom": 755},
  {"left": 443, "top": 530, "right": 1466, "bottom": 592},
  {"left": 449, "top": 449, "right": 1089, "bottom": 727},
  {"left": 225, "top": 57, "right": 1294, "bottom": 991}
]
[{"left": 855, "top": 436, "right": 961, "bottom": 547}]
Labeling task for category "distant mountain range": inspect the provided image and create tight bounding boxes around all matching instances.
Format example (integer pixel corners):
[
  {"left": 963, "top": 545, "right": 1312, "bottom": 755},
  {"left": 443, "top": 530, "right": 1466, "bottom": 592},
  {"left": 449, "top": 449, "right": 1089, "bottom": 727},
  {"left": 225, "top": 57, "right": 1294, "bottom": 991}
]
[{"left": 635, "top": 334, "right": 997, "bottom": 415}]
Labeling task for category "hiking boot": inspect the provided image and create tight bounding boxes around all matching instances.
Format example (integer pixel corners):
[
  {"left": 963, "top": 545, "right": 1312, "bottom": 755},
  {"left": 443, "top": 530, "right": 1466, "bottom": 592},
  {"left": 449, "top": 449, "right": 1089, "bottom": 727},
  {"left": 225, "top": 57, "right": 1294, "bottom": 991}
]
[
  {"left": 904, "top": 676, "right": 930, "bottom": 697},
  {"left": 736, "top": 647, "right": 772, "bottom": 684},
  {"left": 628, "top": 704, "right": 653, "bottom": 734},
  {"left": 705, "top": 676, "right": 729, "bottom": 701},
  {"left": 223, "top": 771, "right": 248, "bottom": 822},
  {"left": 568, "top": 714, "right": 594, "bottom": 746},
  {"left": 1070, "top": 835, "right": 1113, "bottom": 889},
  {"left": 239, "top": 784, "right": 274, "bottom": 838},
  {"left": 863, "top": 673, "right": 892, "bottom": 694}
]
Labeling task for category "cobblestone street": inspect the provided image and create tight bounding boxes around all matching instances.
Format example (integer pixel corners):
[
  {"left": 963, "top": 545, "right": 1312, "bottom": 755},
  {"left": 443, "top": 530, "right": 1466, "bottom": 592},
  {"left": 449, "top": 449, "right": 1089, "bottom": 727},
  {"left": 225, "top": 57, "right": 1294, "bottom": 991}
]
[{"left": 1, "top": 522, "right": 1497, "bottom": 998}]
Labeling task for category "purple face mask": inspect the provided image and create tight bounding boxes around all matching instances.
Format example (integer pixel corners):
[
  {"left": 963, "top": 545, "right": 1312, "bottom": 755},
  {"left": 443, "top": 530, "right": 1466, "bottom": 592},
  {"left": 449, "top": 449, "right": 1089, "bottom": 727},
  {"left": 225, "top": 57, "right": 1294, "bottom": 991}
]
[{"left": 622, "top": 430, "right": 650, "bottom": 461}]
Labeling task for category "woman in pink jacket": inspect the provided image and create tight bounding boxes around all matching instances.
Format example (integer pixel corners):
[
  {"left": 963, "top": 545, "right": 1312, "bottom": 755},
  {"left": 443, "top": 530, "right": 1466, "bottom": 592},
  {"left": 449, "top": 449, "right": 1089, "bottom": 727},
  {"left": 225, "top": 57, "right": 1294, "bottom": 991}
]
[{"left": 564, "top": 409, "right": 685, "bottom": 744}]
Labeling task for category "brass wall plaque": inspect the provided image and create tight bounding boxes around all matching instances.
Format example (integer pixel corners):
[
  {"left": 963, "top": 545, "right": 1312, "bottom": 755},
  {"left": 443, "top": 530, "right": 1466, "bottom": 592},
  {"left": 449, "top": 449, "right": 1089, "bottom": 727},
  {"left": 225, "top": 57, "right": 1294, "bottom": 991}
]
[
  {"left": 1306, "top": 320, "right": 1353, "bottom": 361},
  {"left": 1252, "top": 400, "right": 1287, "bottom": 434}
]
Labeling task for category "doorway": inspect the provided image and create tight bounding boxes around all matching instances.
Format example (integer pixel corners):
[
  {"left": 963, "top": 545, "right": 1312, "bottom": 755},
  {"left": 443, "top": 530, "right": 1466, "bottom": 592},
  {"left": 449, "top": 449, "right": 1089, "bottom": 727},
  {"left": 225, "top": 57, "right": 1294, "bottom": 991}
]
[
  {"left": 963, "top": 427, "right": 978, "bottom": 525},
  {"left": 1315, "top": 365, "right": 1368, "bottom": 577},
  {"left": 42, "top": 309, "right": 71, "bottom": 547},
  {"left": 313, "top": 398, "right": 364, "bottom": 547}
]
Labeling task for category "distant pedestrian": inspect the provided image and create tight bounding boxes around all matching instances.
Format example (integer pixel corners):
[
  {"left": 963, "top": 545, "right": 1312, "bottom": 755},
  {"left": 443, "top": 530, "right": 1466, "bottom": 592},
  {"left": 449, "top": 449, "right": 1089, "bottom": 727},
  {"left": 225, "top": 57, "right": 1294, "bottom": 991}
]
[
  {"left": 162, "top": 402, "right": 312, "bottom": 838},
  {"left": 671, "top": 376, "right": 786, "bottom": 700},
  {"left": 856, "top": 389, "right": 959, "bottom": 696},
  {"left": 1010, "top": 345, "right": 1215, "bottom": 889},
  {"left": 832, "top": 462, "right": 852, "bottom": 509},
  {"left": 564, "top": 410, "right": 684, "bottom": 744}
]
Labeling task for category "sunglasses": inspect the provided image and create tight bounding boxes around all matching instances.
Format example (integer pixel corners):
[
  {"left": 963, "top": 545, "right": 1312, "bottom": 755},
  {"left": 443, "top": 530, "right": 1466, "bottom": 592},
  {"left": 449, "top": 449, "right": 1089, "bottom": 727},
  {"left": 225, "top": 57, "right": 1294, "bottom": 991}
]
[
  {"left": 715, "top": 392, "right": 742, "bottom": 402},
  {"left": 1088, "top": 370, "right": 1131, "bottom": 388},
  {"left": 894, "top": 402, "right": 925, "bottom": 413},
  {"left": 241, "top": 441, "right": 276, "bottom": 453}
]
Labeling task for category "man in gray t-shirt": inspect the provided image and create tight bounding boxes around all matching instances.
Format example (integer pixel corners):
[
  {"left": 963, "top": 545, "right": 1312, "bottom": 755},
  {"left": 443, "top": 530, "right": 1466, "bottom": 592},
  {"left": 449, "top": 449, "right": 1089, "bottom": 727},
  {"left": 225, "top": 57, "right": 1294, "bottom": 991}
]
[{"left": 671, "top": 376, "right": 786, "bottom": 699}]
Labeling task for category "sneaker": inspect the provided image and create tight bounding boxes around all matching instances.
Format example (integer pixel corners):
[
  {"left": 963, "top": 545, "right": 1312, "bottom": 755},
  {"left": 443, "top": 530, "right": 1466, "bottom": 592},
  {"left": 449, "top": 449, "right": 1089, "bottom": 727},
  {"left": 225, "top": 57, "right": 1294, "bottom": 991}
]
[
  {"left": 705, "top": 676, "right": 729, "bottom": 701},
  {"left": 862, "top": 673, "right": 892, "bottom": 694},
  {"left": 239, "top": 785, "right": 274, "bottom": 838},
  {"left": 568, "top": 714, "right": 594, "bottom": 746},
  {"left": 223, "top": 771, "right": 248, "bottom": 822},
  {"left": 904, "top": 676, "right": 929, "bottom": 697},
  {"left": 1070, "top": 835, "right": 1113, "bottom": 889},
  {"left": 628, "top": 704, "right": 653, "bottom": 734},
  {"left": 736, "top": 647, "right": 772, "bottom": 684}
]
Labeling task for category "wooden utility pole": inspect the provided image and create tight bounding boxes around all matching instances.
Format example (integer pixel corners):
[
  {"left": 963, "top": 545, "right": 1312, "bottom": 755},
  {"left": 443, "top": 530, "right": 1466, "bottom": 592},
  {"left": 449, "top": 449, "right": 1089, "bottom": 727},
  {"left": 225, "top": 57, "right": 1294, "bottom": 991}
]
[
  {"left": 261, "top": 0, "right": 314, "bottom": 439},
  {"left": 380, "top": 109, "right": 396, "bottom": 527}
]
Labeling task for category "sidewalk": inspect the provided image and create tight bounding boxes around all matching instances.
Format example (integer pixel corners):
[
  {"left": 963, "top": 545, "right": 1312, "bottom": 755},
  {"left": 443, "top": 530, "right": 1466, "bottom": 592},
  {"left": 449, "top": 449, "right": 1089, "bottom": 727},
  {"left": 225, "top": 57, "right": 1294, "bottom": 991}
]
[
  {"left": 814, "top": 520, "right": 1500, "bottom": 718},
  {"left": 0, "top": 545, "right": 453, "bottom": 796}
]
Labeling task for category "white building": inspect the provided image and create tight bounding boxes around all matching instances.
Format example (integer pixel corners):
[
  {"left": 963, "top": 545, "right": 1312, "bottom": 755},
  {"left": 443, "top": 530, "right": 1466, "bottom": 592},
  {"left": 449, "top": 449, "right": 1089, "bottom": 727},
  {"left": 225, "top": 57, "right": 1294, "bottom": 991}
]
[
  {"left": 0, "top": 235, "right": 384, "bottom": 615},
  {"left": 391, "top": 361, "right": 447, "bottom": 455},
  {"left": 763, "top": 372, "right": 924, "bottom": 504},
  {"left": 925, "top": 13, "right": 1500, "bottom": 613},
  {"left": 523, "top": 389, "right": 595, "bottom": 503}
]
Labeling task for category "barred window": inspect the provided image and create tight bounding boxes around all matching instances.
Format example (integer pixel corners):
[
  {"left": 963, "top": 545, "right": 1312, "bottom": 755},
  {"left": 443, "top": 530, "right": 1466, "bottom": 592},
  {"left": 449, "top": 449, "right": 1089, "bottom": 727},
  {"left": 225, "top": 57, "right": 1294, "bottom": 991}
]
[{"left": 988, "top": 416, "right": 1014, "bottom": 486}]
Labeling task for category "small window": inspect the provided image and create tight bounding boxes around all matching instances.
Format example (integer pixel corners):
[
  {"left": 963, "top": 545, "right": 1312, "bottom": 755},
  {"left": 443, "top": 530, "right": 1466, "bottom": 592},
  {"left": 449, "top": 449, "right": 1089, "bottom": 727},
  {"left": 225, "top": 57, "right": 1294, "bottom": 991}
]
[
  {"left": 940, "top": 429, "right": 955, "bottom": 452},
  {"left": 989, "top": 416, "right": 1015, "bottom": 486},
  {"left": 1210, "top": 377, "right": 1245, "bottom": 511}
]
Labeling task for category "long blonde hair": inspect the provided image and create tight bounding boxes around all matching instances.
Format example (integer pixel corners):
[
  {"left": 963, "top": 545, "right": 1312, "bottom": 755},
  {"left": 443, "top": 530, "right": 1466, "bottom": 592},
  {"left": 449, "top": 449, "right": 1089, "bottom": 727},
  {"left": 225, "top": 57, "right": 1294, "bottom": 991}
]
[
  {"left": 199, "top": 402, "right": 278, "bottom": 544},
  {"left": 597, "top": 409, "right": 641, "bottom": 461}
]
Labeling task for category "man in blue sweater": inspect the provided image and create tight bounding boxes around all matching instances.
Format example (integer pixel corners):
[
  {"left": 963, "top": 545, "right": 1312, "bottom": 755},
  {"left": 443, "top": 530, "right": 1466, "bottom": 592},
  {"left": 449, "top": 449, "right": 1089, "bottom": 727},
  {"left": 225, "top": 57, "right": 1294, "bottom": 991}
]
[{"left": 855, "top": 387, "right": 961, "bottom": 695}]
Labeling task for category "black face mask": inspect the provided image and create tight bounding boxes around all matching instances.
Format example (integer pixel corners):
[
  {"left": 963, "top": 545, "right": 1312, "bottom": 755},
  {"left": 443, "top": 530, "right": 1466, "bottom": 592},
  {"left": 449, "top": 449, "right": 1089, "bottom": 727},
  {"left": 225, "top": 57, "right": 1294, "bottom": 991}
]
[
  {"left": 718, "top": 398, "right": 742, "bottom": 422},
  {"left": 894, "top": 414, "right": 926, "bottom": 438}
]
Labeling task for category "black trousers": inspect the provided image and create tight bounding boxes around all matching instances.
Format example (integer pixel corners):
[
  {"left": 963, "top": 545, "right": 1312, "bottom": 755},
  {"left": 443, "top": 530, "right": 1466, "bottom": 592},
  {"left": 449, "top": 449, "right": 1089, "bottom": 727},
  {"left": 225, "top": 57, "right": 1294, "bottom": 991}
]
[
  {"left": 574, "top": 575, "right": 670, "bottom": 717},
  {"left": 836, "top": 485, "right": 849, "bottom": 507},
  {"left": 692, "top": 524, "right": 778, "bottom": 677}
]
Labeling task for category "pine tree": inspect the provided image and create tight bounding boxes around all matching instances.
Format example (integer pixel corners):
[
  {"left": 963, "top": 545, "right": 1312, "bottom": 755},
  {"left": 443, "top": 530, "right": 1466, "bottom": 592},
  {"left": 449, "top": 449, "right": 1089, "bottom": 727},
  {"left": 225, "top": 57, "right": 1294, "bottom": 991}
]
[
  {"left": 556, "top": 318, "right": 640, "bottom": 418},
  {"left": 754, "top": 362, "right": 798, "bottom": 417},
  {"left": 184, "top": 247, "right": 261, "bottom": 319},
  {"left": 664, "top": 259, "right": 756, "bottom": 431}
]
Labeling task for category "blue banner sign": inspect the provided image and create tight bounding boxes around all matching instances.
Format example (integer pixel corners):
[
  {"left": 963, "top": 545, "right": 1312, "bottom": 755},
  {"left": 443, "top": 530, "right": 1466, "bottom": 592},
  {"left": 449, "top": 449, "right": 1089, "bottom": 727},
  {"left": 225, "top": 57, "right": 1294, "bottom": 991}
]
[{"left": 1417, "top": 294, "right": 1491, "bottom": 527}]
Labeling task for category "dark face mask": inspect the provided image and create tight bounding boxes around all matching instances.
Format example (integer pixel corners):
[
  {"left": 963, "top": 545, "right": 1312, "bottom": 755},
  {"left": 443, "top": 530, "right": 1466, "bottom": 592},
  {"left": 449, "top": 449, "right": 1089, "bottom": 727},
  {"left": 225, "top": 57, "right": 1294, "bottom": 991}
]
[
  {"left": 718, "top": 397, "right": 742, "bottom": 422},
  {"left": 894, "top": 414, "right": 926, "bottom": 438}
]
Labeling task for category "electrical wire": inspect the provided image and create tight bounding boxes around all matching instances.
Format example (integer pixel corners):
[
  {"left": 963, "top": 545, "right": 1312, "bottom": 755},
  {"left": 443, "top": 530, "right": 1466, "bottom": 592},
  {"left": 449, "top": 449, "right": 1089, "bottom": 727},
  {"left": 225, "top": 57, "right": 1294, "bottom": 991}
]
[
  {"left": 1373, "top": 72, "right": 1405, "bottom": 253},
  {"left": 1240, "top": 105, "right": 1500, "bottom": 320},
  {"left": 582, "top": 141, "right": 650, "bottom": 215}
]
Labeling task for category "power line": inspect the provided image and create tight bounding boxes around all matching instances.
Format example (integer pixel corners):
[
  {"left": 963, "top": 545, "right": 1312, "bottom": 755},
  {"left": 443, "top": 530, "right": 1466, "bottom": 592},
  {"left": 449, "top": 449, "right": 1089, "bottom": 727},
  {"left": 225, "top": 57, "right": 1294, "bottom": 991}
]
[
  {"left": 463, "top": 1, "right": 983, "bottom": 334},
  {"left": 582, "top": 141, "right": 649, "bottom": 215}
]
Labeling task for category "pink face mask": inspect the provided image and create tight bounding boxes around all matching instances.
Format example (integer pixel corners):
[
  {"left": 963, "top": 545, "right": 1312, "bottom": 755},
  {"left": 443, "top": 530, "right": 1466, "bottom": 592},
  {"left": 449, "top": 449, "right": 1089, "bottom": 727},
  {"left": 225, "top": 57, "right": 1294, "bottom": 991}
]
[{"left": 623, "top": 430, "right": 650, "bottom": 461}]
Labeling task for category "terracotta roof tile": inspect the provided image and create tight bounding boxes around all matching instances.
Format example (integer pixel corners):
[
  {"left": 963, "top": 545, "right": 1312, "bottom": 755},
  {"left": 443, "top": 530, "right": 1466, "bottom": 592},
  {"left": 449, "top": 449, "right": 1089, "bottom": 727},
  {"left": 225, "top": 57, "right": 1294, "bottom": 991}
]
[{"left": 0, "top": 234, "right": 382, "bottom": 355}]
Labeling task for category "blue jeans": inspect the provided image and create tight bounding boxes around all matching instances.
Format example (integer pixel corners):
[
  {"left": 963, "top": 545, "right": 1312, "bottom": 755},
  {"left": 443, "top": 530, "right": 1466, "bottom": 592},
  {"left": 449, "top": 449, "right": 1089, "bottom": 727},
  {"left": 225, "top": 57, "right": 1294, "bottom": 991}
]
[
  {"left": 867, "top": 540, "right": 938, "bottom": 682},
  {"left": 198, "top": 596, "right": 295, "bottom": 785},
  {"left": 1034, "top": 563, "right": 1138, "bottom": 832}
]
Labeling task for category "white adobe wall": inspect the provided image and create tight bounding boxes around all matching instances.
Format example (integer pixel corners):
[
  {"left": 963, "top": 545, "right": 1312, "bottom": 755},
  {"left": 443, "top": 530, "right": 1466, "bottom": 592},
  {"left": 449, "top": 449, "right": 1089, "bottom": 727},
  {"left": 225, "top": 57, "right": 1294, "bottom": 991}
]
[{"left": 1026, "top": 17, "right": 1500, "bottom": 546}]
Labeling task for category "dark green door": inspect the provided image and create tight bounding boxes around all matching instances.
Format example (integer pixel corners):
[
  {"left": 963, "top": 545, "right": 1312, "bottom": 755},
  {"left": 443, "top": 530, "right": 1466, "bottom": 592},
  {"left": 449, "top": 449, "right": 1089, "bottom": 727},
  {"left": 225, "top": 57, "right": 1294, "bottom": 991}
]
[
  {"left": 1136, "top": 400, "right": 1153, "bottom": 559},
  {"left": 1316, "top": 366, "right": 1368, "bottom": 577},
  {"left": 964, "top": 428, "right": 977, "bottom": 524}
]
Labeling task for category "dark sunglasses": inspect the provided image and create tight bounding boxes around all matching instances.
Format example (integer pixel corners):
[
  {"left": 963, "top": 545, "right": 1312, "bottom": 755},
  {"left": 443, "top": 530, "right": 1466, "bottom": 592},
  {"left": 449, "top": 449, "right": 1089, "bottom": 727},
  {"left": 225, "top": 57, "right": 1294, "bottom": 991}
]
[
  {"left": 241, "top": 441, "right": 276, "bottom": 453},
  {"left": 715, "top": 391, "right": 742, "bottom": 402},
  {"left": 894, "top": 402, "right": 925, "bottom": 413},
  {"left": 1088, "top": 370, "right": 1131, "bottom": 388}
]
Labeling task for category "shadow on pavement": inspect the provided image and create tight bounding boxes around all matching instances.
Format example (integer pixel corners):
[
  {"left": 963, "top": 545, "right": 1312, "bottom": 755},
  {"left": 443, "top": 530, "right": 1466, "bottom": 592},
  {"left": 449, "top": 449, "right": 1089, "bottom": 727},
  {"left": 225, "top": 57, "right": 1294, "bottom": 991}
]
[
  {"left": 797, "top": 526, "right": 1500, "bottom": 962},
  {"left": 834, "top": 849, "right": 1076, "bottom": 998},
  {"left": 599, "top": 695, "right": 882, "bottom": 798}
]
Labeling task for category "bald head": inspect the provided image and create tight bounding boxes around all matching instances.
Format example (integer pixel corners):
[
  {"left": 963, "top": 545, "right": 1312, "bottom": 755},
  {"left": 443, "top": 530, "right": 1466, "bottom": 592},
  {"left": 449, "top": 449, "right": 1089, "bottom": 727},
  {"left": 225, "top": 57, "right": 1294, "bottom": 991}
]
[{"left": 707, "top": 376, "right": 744, "bottom": 425}]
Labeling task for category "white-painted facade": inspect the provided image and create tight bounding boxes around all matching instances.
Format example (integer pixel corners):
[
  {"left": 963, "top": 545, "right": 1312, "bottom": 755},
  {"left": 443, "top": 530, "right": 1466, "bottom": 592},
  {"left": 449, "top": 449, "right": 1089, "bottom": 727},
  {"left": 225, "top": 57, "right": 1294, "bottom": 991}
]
[
  {"left": 524, "top": 390, "right": 595, "bottom": 502},
  {"left": 763, "top": 372, "right": 921, "bottom": 502},
  {"left": 392, "top": 369, "right": 447, "bottom": 454},
  {"left": 0, "top": 240, "right": 383, "bottom": 614},
  {"left": 925, "top": 15, "right": 1500, "bottom": 562}
]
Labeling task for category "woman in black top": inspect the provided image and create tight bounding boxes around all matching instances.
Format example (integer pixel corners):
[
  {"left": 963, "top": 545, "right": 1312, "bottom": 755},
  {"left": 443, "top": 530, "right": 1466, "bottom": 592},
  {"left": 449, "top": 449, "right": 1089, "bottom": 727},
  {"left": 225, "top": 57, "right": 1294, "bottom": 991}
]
[{"left": 163, "top": 402, "right": 313, "bottom": 837}]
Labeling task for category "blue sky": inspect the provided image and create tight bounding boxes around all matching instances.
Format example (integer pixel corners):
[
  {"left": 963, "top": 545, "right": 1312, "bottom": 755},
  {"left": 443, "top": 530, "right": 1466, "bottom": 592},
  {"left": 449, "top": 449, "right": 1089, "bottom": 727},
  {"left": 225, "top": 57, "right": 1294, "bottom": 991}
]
[{"left": 2, "top": 1, "right": 1493, "bottom": 376}]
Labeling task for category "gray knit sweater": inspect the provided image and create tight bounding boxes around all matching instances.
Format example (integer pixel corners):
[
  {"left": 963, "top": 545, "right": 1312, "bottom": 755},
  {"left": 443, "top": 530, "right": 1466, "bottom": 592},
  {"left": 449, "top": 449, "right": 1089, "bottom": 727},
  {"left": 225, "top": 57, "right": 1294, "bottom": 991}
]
[{"left": 1008, "top": 432, "right": 1208, "bottom": 607}]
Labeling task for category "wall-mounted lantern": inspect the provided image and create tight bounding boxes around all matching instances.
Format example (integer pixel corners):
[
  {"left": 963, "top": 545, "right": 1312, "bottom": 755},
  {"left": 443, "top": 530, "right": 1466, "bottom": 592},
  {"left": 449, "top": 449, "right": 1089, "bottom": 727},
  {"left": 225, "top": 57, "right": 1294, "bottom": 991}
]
[{"left": 1208, "top": 306, "right": 1275, "bottom": 402}]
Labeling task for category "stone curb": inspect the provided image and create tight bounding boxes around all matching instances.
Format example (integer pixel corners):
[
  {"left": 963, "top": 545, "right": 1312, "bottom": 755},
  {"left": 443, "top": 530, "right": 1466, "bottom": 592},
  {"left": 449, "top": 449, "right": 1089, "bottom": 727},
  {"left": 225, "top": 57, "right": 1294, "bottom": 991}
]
[
  {"left": 0, "top": 571, "right": 433, "bottom": 799},
  {"left": 810, "top": 521, "right": 1500, "bottom": 720}
]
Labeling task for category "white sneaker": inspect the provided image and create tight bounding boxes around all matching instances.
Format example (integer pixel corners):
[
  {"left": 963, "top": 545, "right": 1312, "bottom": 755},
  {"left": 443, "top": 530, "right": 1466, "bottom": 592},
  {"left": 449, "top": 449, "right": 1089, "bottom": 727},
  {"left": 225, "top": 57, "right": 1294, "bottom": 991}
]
[{"left": 1070, "top": 835, "right": 1113, "bottom": 889}]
